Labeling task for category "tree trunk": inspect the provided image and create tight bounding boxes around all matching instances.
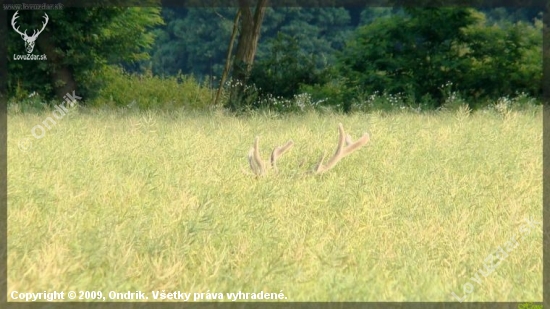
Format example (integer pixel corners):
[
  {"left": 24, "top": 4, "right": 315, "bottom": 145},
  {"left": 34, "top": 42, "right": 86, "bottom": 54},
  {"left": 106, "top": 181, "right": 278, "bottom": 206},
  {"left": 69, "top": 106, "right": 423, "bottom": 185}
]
[
  {"left": 214, "top": 9, "right": 241, "bottom": 107},
  {"left": 225, "top": 0, "right": 268, "bottom": 112},
  {"left": 36, "top": 30, "right": 78, "bottom": 102}
]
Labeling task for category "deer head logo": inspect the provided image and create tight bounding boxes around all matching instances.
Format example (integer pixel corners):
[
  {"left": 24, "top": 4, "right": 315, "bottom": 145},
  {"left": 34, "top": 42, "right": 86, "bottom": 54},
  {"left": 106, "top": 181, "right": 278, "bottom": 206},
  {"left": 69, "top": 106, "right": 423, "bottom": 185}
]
[{"left": 11, "top": 10, "right": 49, "bottom": 54}]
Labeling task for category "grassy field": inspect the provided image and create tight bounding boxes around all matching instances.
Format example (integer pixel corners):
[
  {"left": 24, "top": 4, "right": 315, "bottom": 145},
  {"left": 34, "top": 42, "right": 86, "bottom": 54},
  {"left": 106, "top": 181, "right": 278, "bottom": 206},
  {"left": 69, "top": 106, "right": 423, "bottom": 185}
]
[{"left": 7, "top": 104, "right": 542, "bottom": 302}]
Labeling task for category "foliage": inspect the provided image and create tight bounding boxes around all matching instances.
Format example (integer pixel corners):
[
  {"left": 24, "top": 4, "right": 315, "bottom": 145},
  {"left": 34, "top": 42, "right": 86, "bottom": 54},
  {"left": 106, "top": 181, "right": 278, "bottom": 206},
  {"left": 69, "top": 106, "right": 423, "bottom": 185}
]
[
  {"left": 518, "top": 303, "right": 543, "bottom": 309},
  {"left": 247, "top": 32, "right": 331, "bottom": 109},
  {"left": 7, "top": 90, "right": 51, "bottom": 114},
  {"left": 257, "top": 7, "right": 353, "bottom": 66},
  {"left": 151, "top": 8, "right": 237, "bottom": 80},
  {"left": 7, "top": 7, "right": 163, "bottom": 102},
  {"left": 299, "top": 77, "right": 347, "bottom": 110},
  {"left": 89, "top": 66, "right": 214, "bottom": 110},
  {"left": 336, "top": 8, "right": 542, "bottom": 110},
  {"left": 151, "top": 7, "right": 353, "bottom": 82},
  {"left": 483, "top": 8, "right": 542, "bottom": 24},
  {"left": 359, "top": 7, "right": 401, "bottom": 25},
  {"left": 460, "top": 17, "right": 543, "bottom": 99},
  {"left": 7, "top": 6, "right": 543, "bottom": 112},
  {"left": 337, "top": 8, "right": 478, "bottom": 109}
]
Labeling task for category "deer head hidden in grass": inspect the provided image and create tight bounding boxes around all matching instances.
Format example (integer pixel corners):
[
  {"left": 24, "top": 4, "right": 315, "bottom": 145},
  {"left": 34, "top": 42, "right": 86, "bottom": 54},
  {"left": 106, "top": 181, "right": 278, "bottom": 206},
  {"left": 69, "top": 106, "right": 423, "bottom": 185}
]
[{"left": 247, "top": 123, "right": 370, "bottom": 176}]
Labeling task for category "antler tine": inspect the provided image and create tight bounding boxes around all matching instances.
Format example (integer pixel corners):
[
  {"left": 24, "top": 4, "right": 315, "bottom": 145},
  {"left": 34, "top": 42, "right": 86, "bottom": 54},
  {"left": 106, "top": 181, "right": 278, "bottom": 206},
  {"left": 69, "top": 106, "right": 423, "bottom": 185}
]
[
  {"left": 35, "top": 13, "right": 49, "bottom": 38},
  {"left": 314, "top": 151, "right": 327, "bottom": 173},
  {"left": 345, "top": 134, "right": 353, "bottom": 146},
  {"left": 11, "top": 11, "right": 25, "bottom": 37},
  {"left": 315, "top": 123, "right": 370, "bottom": 174},
  {"left": 270, "top": 140, "right": 294, "bottom": 172},
  {"left": 248, "top": 137, "right": 293, "bottom": 176},
  {"left": 248, "top": 136, "right": 266, "bottom": 176}
]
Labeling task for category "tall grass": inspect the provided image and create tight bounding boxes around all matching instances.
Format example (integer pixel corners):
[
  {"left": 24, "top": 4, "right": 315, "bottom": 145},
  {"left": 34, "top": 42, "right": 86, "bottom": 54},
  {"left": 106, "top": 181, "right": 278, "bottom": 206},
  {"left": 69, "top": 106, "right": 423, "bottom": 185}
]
[{"left": 7, "top": 105, "right": 542, "bottom": 302}]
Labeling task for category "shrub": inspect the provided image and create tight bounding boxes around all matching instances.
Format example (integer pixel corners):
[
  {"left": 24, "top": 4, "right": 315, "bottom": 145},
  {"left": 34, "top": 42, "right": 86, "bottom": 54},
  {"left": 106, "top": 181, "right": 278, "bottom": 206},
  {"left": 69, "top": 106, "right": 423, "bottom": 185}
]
[
  {"left": 89, "top": 66, "right": 214, "bottom": 110},
  {"left": 247, "top": 32, "right": 331, "bottom": 109}
]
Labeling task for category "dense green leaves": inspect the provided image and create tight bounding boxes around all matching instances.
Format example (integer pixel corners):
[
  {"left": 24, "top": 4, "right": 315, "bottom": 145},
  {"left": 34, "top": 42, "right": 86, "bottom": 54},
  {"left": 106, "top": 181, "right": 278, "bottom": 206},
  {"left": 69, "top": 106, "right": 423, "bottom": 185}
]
[
  {"left": 7, "top": 6, "right": 542, "bottom": 112},
  {"left": 336, "top": 8, "right": 542, "bottom": 109},
  {"left": 151, "top": 7, "right": 354, "bottom": 82},
  {"left": 151, "top": 8, "right": 237, "bottom": 79},
  {"left": 248, "top": 33, "right": 330, "bottom": 106},
  {"left": 460, "top": 18, "right": 543, "bottom": 99},
  {"left": 7, "top": 7, "right": 163, "bottom": 101}
]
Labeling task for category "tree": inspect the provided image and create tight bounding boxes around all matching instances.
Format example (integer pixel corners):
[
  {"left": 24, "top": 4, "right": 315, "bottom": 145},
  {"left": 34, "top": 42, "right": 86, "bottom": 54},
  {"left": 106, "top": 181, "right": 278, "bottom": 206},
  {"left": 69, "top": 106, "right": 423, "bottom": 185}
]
[
  {"left": 338, "top": 8, "right": 478, "bottom": 109},
  {"left": 151, "top": 7, "right": 237, "bottom": 79},
  {"left": 225, "top": 0, "right": 268, "bottom": 112},
  {"left": 337, "top": 7, "right": 542, "bottom": 110},
  {"left": 7, "top": 7, "right": 163, "bottom": 102},
  {"left": 257, "top": 7, "right": 352, "bottom": 65},
  {"left": 248, "top": 32, "right": 330, "bottom": 107},
  {"left": 460, "top": 15, "right": 543, "bottom": 99},
  {"left": 148, "top": 7, "right": 353, "bottom": 88}
]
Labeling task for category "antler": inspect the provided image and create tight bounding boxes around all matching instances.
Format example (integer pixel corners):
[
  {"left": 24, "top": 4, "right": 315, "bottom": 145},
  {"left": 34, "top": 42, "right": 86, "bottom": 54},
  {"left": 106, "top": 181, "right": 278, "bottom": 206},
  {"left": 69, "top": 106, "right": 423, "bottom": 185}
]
[
  {"left": 33, "top": 13, "right": 49, "bottom": 39},
  {"left": 248, "top": 136, "right": 293, "bottom": 176},
  {"left": 11, "top": 11, "right": 26, "bottom": 37},
  {"left": 314, "top": 123, "right": 370, "bottom": 174},
  {"left": 11, "top": 11, "right": 49, "bottom": 39}
]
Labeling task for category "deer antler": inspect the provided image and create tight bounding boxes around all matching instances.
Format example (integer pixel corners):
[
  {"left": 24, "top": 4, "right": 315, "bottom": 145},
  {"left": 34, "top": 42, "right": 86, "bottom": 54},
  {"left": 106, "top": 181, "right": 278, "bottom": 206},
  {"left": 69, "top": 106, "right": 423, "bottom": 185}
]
[
  {"left": 248, "top": 136, "right": 293, "bottom": 176},
  {"left": 11, "top": 11, "right": 26, "bottom": 37},
  {"left": 11, "top": 11, "right": 49, "bottom": 54},
  {"left": 34, "top": 13, "right": 49, "bottom": 39},
  {"left": 270, "top": 140, "right": 294, "bottom": 172},
  {"left": 314, "top": 123, "right": 370, "bottom": 174},
  {"left": 11, "top": 11, "right": 48, "bottom": 39}
]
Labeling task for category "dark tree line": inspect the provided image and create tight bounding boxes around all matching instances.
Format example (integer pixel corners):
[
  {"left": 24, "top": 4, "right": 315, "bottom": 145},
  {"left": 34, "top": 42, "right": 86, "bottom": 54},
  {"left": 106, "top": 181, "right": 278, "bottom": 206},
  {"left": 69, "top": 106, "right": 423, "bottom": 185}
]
[{"left": 6, "top": 5, "right": 543, "bottom": 112}]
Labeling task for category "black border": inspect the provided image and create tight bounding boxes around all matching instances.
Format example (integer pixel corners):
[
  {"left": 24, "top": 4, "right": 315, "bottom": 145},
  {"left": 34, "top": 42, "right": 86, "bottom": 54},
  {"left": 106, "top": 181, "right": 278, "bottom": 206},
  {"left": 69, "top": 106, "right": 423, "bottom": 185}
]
[
  {"left": 1, "top": 0, "right": 547, "bottom": 308},
  {"left": 1, "top": 3, "right": 7, "bottom": 307}
]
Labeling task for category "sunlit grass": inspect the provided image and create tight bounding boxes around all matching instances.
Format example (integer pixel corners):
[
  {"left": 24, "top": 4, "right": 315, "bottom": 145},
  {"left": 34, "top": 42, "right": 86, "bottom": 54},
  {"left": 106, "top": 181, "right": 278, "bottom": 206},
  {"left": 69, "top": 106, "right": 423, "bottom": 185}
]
[{"left": 7, "top": 105, "right": 542, "bottom": 302}]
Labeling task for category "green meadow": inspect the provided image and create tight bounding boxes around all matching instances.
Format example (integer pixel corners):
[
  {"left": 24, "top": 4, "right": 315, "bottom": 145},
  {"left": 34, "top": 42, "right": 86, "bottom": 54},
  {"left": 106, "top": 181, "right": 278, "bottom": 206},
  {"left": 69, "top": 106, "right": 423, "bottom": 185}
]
[{"left": 7, "top": 105, "right": 542, "bottom": 302}]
